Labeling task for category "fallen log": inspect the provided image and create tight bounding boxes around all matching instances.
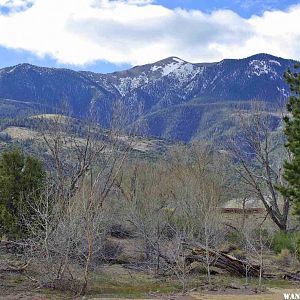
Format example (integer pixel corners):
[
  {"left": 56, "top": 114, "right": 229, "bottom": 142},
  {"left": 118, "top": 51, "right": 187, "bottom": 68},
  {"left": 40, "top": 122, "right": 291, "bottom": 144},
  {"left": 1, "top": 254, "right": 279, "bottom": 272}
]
[
  {"left": 184, "top": 243, "right": 261, "bottom": 277},
  {"left": 264, "top": 272, "right": 300, "bottom": 282},
  {"left": 282, "top": 272, "right": 300, "bottom": 281}
]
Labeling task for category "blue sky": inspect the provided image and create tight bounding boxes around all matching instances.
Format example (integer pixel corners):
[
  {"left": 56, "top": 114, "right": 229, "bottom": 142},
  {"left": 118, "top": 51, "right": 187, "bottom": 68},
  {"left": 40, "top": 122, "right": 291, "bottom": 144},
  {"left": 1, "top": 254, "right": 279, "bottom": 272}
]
[
  {"left": 0, "top": 0, "right": 299, "bottom": 73},
  {"left": 156, "top": 0, "right": 298, "bottom": 17}
]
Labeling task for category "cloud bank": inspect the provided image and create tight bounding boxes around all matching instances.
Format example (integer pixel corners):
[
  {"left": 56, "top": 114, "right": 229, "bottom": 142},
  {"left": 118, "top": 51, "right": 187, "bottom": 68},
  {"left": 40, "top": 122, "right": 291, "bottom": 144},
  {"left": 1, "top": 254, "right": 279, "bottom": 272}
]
[{"left": 0, "top": 0, "right": 299, "bottom": 66}]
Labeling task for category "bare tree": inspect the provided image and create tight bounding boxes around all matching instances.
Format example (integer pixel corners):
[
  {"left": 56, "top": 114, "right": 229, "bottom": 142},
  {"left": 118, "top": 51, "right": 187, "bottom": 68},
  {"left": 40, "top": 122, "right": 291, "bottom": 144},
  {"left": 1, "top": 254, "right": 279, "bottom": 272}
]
[
  {"left": 241, "top": 213, "right": 273, "bottom": 286},
  {"left": 117, "top": 143, "right": 228, "bottom": 290},
  {"left": 228, "top": 102, "right": 291, "bottom": 231},
  {"left": 116, "top": 161, "right": 173, "bottom": 273},
  {"left": 23, "top": 103, "right": 139, "bottom": 295},
  {"left": 35, "top": 112, "right": 105, "bottom": 204},
  {"left": 166, "top": 143, "right": 228, "bottom": 286}
]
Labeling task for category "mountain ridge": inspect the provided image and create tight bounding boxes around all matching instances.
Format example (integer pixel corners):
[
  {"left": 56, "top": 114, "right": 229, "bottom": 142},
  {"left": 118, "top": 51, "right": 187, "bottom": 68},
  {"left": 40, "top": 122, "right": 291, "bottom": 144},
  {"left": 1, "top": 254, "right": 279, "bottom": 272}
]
[{"left": 0, "top": 53, "right": 298, "bottom": 141}]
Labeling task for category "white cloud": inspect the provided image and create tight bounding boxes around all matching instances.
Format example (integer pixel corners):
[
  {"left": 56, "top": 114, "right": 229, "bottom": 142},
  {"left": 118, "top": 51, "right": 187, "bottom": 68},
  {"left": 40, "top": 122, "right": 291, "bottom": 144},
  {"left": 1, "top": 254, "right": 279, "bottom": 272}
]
[{"left": 0, "top": 0, "right": 299, "bottom": 66}]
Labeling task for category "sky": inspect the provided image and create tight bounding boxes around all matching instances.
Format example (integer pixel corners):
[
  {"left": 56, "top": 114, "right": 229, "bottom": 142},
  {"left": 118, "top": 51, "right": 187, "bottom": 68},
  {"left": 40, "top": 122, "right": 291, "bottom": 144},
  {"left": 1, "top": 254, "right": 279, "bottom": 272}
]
[{"left": 0, "top": 0, "right": 299, "bottom": 73}]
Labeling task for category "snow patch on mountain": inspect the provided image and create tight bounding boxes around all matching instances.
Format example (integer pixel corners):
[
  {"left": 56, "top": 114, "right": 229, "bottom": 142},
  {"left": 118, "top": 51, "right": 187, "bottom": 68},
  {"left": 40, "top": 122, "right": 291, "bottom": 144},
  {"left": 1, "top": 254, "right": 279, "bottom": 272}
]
[
  {"left": 113, "top": 58, "right": 204, "bottom": 96},
  {"left": 151, "top": 65, "right": 161, "bottom": 72},
  {"left": 150, "top": 58, "right": 202, "bottom": 83},
  {"left": 117, "top": 73, "right": 149, "bottom": 96},
  {"left": 269, "top": 60, "right": 281, "bottom": 66},
  {"left": 277, "top": 86, "right": 289, "bottom": 97},
  {"left": 161, "top": 59, "right": 185, "bottom": 76},
  {"left": 150, "top": 58, "right": 185, "bottom": 76},
  {"left": 171, "top": 63, "right": 203, "bottom": 82},
  {"left": 247, "top": 60, "right": 279, "bottom": 78},
  {"left": 7, "top": 66, "right": 18, "bottom": 74}
]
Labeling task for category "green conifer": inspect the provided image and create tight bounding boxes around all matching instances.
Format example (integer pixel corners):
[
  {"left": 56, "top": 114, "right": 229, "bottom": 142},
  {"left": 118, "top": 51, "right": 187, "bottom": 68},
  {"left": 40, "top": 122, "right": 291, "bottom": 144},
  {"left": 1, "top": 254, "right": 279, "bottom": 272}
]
[{"left": 280, "top": 64, "right": 300, "bottom": 216}]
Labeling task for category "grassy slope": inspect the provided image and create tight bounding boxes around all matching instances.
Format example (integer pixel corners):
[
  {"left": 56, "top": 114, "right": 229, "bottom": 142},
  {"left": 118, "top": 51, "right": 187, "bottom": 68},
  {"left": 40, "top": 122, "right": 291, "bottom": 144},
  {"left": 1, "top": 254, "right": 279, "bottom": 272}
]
[{"left": 138, "top": 99, "right": 283, "bottom": 143}]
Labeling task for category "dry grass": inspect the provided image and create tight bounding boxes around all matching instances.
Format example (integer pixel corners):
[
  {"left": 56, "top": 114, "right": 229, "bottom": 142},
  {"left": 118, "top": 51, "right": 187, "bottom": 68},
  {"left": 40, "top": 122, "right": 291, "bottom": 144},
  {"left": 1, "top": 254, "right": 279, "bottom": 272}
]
[{"left": 4, "top": 126, "right": 38, "bottom": 140}]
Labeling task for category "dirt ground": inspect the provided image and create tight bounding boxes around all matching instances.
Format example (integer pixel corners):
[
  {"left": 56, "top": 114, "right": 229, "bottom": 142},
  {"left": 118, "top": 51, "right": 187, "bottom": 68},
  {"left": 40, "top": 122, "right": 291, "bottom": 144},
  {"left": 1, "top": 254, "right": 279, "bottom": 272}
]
[
  {"left": 1, "top": 289, "right": 300, "bottom": 300},
  {"left": 1, "top": 261, "right": 298, "bottom": 300},
  {"left": 191, "top": 288, "right": 300, "bottom": 300},
  {"left": 89, "top": 289, "right": 300, "bottom": 300}
]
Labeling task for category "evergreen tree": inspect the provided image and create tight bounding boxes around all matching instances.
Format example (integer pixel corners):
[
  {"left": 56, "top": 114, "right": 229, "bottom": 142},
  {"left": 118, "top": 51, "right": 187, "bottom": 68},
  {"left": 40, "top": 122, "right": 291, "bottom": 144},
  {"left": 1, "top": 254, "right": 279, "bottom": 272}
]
[
  {"left": 280, "top": 64, "right": 300, "bottom": 216},
  {"left": 0, "top": 149, "right": 45, "bottom": 239}
]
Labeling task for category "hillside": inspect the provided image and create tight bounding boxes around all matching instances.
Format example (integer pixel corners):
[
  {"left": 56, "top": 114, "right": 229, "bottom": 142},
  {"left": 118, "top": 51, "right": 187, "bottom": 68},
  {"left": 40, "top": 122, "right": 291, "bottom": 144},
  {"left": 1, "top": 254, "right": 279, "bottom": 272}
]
[{"left": 0, "top": 114, "right": 169, "bottom": 160}]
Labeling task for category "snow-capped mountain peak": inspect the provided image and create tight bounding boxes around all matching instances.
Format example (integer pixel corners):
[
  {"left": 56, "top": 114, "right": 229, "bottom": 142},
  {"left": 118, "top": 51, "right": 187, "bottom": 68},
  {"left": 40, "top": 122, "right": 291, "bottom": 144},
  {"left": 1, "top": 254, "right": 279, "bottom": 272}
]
[
  {"left": 144, "top": 56, "right": 201, "bottom": 84},
  {"left": 0, "top": 53, "right": 297, "bottom": 141}
]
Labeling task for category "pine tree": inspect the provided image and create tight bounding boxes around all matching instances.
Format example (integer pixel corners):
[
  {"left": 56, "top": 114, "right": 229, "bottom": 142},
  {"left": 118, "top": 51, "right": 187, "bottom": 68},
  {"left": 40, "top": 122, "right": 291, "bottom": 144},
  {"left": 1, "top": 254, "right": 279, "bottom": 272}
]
[
  {"left": 280, "top": 64, "right": 300, "bottom": 216},
  {"left": 0, "top": 149, "right": 45, "bottom": 239}
]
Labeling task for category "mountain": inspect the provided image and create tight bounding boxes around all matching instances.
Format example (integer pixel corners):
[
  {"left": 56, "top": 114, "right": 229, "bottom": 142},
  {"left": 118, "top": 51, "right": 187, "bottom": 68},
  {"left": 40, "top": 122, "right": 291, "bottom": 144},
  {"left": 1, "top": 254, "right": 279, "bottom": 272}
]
[{"left": 0, "top": 53, "right": 298, "bottom": 142}]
